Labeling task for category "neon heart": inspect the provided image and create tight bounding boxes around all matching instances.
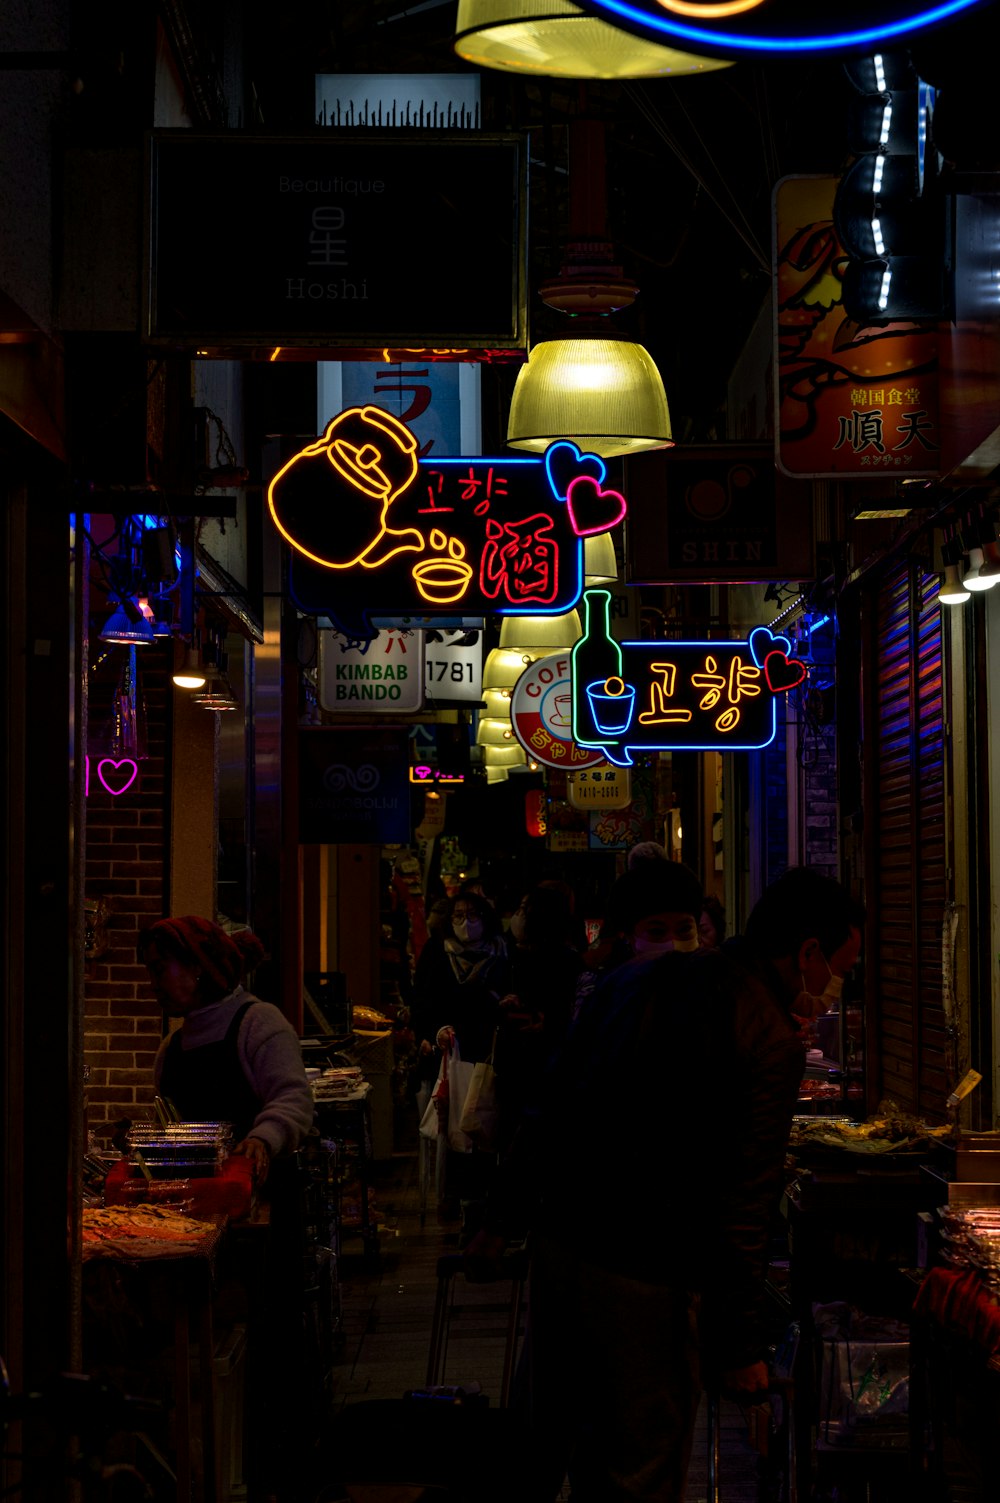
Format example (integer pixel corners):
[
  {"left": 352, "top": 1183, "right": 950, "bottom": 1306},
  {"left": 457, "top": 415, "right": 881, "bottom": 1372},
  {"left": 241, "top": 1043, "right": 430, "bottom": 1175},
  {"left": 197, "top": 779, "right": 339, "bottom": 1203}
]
[
  {"left": 763, "top": 651, "right": 807, "bottom": 694},
  {"left": 543, "top": 440, "right": 606, "bottom": 503},
  {"left": 97, "top": 757, "right": 139, "bottom": 796},
  {"left": 566, "top": 475, "right": 627, "bottom": 537},
  {"left": 749, "top": 625, "right": 792, "bottom": 669}
]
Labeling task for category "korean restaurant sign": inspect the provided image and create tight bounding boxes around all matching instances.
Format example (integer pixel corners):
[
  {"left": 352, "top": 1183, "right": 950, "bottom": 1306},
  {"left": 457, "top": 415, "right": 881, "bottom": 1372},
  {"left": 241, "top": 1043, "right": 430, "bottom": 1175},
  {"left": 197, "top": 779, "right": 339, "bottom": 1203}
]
[
  {"left": 317, "top": 628, "right": 424, "bottom": 712},
  {"left": 268, "top": 410, "right": 626, "bottom": 644},
  {"left": 571, "top": 590, "right": 808, "bottom": 766},
  {"left": 625, "top": 446, "right": 813, "bottom": 584},
  {"left": 575, "top": 3, "right": 986, "bottom": 56},
  {"left": 774, "top": 176, "right": 939, "bottom": 480},
  {"left": 145, "top": 133, "right": 527, "bottom": 352},
  {"left": 509, "top": 653, "right": 606, "bottom": 771}
]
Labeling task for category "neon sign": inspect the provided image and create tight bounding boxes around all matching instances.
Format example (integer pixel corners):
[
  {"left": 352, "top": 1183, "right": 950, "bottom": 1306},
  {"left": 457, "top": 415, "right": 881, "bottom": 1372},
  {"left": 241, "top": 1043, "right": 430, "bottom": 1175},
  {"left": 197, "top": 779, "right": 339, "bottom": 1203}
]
[
  {"left": 409, "top": 765, "right": 466, "bottom": 785},
  {"left": 269, "top": 410, "right": 625, "bottom": 644},
  {"left": 575, "top": 1, "right": 987, "bottom": 53},
  {"left": 571, "top": 590, "right": 808, "bottom": 765},
  {"left": 84, "top": 755, "right": 140, "bottom": 796}
]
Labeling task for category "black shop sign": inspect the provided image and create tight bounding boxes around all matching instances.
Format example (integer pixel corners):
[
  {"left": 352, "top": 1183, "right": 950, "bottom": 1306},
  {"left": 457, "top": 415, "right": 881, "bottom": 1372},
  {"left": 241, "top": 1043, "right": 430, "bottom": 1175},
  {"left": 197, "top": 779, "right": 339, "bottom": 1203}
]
[
  {"left": 298, "top": 728, "right": 411, "bottom": 844},
  {"left": 144, "top": 133, "right": 527, "bottom": 350},
  {"left": 625, "top": 446, "right": 813, "bottom": 585}
]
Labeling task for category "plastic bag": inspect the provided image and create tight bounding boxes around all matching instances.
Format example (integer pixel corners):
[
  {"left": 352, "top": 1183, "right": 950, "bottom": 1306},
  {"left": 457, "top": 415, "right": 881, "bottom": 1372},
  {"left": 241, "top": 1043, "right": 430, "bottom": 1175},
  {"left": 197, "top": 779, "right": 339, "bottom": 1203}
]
[{"left": 459, "top": 1036, "right": 499, "bottom": 1152}]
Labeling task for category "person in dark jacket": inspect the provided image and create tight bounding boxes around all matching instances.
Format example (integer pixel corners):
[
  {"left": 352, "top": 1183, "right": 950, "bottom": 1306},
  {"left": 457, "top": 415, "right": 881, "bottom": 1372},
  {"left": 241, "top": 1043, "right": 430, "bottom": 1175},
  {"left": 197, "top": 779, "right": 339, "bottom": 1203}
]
[
  {"left": 411, "top": 887, "right": 510, "bottom": 1221},
  {"left": 472, "top": 865, "right": 862, "bottom": 1503},
  {"left": 495, "top": 881, "right": 583, "bottom": 1149}
]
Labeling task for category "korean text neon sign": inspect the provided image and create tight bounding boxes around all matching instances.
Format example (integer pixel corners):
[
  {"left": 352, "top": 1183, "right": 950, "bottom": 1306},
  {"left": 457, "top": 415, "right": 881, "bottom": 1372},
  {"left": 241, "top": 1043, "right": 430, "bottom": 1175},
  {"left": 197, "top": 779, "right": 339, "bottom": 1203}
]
[
  {"left": 268, "top": 408, "right": 625, "bottom": 644},
  {"left": 571, "top": 591, "right": 808, "bottom": 765}
]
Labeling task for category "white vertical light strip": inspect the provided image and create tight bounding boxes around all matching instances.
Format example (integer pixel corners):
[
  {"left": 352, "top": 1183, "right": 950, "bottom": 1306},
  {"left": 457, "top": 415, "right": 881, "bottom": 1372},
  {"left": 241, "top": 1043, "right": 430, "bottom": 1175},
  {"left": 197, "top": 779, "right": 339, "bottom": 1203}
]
[{"left": 985, "top": 588, "right": 1000, "bottom": 1122}]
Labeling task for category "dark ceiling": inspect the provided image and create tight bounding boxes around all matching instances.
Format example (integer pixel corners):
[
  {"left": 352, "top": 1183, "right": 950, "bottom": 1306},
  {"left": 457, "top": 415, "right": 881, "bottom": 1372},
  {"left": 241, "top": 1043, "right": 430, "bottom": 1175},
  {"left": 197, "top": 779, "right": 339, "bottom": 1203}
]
[{"left": 236, "top": 0, "right": 996, "bottom": 442}]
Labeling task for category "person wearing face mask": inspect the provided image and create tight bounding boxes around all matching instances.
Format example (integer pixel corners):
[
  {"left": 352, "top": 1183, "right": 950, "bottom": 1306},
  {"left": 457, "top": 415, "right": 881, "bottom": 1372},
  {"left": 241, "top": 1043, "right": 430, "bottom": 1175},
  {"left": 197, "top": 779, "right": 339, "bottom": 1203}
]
[
  {"left": 410, "top": 885, "right": 510, "bottom": 1220},
  {"left": 467, "top": 864, "right": 862, "bottom": 1503}
]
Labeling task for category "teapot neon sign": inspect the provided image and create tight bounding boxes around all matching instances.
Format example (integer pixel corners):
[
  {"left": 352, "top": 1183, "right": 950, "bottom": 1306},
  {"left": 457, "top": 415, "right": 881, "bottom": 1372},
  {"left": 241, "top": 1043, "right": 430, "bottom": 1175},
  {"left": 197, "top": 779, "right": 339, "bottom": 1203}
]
[{"left": 268, "top": 408, "right": 626, "bottom": 645}]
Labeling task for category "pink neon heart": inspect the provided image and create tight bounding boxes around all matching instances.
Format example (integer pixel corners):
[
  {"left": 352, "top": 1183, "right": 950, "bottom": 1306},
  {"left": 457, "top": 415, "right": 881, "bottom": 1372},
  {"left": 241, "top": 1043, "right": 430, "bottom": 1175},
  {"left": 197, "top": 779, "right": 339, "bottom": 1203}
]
[
  {"left": 97, "top": 757, "right": 139, "bottom": 796},
  {"left": 565, "top": 475, "right": 627, "bottom": 537}
]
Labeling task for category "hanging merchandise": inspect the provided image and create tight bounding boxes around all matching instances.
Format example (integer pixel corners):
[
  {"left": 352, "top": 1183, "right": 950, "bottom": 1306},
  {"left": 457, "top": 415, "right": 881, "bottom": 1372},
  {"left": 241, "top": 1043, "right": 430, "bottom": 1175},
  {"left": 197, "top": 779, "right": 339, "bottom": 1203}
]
[{"left": 111, "top": 647, "right": 149, "bottom": 761}]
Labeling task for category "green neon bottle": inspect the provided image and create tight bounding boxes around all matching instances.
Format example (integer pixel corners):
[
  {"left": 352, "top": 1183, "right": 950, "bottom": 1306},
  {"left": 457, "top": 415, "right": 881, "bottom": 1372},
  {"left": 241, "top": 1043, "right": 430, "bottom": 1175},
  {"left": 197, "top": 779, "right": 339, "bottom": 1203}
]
[{"left": 572, "top": 589, "right": 623, "bottom": 745}]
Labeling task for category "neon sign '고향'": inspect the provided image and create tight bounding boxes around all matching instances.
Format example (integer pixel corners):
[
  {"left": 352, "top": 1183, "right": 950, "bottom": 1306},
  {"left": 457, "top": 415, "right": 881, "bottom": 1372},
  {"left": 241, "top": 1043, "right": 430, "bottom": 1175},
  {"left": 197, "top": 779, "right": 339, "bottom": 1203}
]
[{"left": 571, "top": 591, "right": 809, "bottom": 765}]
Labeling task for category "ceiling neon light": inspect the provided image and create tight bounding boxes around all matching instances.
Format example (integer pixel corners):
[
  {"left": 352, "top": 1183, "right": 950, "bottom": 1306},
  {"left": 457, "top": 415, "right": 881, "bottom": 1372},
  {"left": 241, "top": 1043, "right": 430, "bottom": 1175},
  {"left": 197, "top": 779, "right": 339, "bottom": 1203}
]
[{"left": 578, "top": 0, "right": 986, "bottom": 53}]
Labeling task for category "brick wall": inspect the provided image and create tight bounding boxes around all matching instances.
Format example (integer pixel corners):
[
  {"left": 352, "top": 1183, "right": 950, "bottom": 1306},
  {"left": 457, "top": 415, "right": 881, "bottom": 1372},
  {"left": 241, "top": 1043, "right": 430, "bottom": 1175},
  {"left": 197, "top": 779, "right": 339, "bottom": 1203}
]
[{"left": 83, "top": 641, "right": 170, "bottom": 1143}]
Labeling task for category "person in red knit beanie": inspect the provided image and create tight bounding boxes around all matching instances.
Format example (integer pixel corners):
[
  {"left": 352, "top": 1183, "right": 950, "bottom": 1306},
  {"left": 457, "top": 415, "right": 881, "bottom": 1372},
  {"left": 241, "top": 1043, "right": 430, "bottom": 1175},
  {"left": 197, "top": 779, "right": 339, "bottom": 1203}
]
[{"left": 138, "top": 915, "right": 314, "bottom": 1184}]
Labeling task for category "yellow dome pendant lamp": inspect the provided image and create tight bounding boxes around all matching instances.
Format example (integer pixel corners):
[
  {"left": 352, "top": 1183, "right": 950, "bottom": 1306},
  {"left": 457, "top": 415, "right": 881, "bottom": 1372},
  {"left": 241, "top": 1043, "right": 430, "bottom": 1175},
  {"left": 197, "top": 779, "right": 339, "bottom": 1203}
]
[
  {"left": 453, "top": 0, "right": 733, "bottom": 79},
  {"left": 507, "top": 117, "right": 673, "bottom": 460}
]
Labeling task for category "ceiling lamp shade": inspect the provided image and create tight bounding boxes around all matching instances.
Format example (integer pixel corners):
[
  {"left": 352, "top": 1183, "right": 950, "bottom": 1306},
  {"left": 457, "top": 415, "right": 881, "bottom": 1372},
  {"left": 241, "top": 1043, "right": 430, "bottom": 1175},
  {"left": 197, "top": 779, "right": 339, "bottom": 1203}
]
[
  {"left": 99, "top": 600, "right": 156, "bottom": 646},
  {"left": 507, "top": 338, "right": 672, "bottom": 458},
  {"left": 476, "top": 715, "right": 518, "bottom": 747},
  {"left": 584, "top": 531, "right": 618, "bottom": 583},
  {"left": 499, "top": 608, "right": 582, "bottom": 652},
  {"left": 485, "top": 765, "right": 510, "bottom": 784},
  {"left": 483, "top": 647, "right": 538, "bottom": 689},
  {"left": 482, "top": 687, "right": 515, "bottom": 718},
  {"left": 481, "top": 743, "right": 528, "bottom": 768},
  {"left": 453, "top": 0, "right": 731, "bottom": 79}
]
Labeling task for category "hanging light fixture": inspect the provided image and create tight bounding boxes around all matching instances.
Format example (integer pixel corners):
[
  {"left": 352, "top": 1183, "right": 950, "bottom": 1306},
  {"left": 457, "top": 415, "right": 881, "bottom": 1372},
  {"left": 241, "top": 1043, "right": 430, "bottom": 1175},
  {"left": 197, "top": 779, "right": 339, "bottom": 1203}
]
[
  {"left": 453, "top": 1, "right": 731, "bottom": 80},
  {"left": 483, "top": 647, "right": 538, "bottom": 689},
  {"left": 507, "top": 117, "right": 672, "bottom": 458},
  {"left": 508, "top": 339, "right": 672, "bottom": 457},
  {"left": 172, "top": 645, "right": 207, "bottom": 689},
  {"left": 476, "top": 716, "right": 519, "bottom": 748},
  {"left": 99, "top": 599, "right": 156, "bottom": 647},
  {"left": 193, "top": 649, "right": 239, "bottom": 711},
  {"left": 963, "top": 512, "right": 1000, "bottom": 591},
  {"left": 481, "top": 743, "right": 528, "bottom": 768},
  {"left": 937, "top": 535, "right": 970, "bottom": 606},
  {"left": 482, "top": 687, "right": 516, "bottom": 718},
  {"left": 499, "top": 608, "right": 582, "bottom": 652}
]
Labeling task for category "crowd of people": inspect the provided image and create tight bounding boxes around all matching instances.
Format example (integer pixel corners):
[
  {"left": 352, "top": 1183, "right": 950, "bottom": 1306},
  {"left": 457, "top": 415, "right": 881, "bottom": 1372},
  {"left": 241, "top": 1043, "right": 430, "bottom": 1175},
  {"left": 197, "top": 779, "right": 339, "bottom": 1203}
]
[
  {"left": 406, "top": 852, "right": 861, "bottom": 1503},
  {"left": 138, "top": 846, "right": 861, "bottom": 1503}
]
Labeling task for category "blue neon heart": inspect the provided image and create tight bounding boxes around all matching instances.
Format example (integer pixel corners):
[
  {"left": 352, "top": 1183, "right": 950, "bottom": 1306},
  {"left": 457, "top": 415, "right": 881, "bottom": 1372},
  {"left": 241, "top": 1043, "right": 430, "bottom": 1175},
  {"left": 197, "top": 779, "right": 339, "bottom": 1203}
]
[
  {"left": 749, "top": 625, "right": 792, "bottom": 670},
  {"left": 543, "top": 440, "right": 606, "bottom": 504}
]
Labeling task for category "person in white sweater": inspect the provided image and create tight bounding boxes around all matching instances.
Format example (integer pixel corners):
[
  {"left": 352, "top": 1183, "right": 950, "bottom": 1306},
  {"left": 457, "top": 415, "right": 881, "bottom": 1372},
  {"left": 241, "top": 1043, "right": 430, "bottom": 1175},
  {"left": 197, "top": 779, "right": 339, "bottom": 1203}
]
[{"left": 139, "top": 915, "right": 314, "bottom": 1185}]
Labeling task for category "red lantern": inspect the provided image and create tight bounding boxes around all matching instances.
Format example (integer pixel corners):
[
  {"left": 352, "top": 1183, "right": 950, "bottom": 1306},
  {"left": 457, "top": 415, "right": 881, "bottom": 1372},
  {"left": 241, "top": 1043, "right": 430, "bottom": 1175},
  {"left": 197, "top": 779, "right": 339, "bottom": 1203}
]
[{"left": 525, "top": 788, "right": 547, "bottom": 839}]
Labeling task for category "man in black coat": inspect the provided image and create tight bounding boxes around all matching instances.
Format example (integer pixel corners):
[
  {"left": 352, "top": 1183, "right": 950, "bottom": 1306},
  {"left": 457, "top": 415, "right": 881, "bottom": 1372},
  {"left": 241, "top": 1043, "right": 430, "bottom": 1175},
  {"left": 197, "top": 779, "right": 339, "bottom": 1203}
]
[{"left": 475, "top": 864, "right": 862, "bottom": 1503}]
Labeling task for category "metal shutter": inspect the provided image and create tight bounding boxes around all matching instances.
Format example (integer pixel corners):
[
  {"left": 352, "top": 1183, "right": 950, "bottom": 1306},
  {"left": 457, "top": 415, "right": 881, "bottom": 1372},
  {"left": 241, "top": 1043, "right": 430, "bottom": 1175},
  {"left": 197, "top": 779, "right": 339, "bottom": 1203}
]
[{"left": 871, "top": 560, "right": 949, "bottom": 1115}]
